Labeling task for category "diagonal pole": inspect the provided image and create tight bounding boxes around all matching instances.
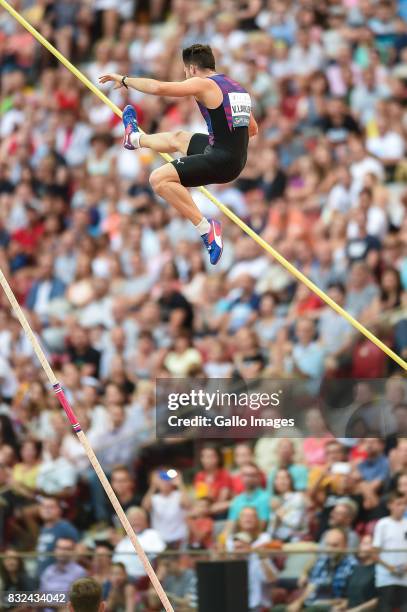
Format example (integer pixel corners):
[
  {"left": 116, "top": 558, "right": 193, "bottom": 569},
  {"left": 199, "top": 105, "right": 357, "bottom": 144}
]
[
  {"left": 0, "top": 0, "right": 405, "bottom": 370},
  {"left": 0, "top": 267, "right": 174, "bottom": 610}
]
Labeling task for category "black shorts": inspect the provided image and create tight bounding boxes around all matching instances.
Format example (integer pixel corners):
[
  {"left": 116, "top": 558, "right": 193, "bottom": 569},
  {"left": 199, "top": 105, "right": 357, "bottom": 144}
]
[{"left": 172, "top": 133, "right": 247, "bottom": 188}]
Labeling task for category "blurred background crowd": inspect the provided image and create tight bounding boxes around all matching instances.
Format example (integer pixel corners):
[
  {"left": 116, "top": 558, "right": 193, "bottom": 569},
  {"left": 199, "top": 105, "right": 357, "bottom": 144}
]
[{"left": 0, "top": 0, "right": 407, "bottom": 609}]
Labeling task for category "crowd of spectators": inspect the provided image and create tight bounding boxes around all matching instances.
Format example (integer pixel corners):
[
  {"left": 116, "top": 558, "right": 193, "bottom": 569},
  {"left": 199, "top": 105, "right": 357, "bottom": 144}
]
[
  {"left": 2, "top": 439, "right": 407, "bottom": 610},
  {"left": 0, "top": 0, "right": 407, "bottom": 609}
]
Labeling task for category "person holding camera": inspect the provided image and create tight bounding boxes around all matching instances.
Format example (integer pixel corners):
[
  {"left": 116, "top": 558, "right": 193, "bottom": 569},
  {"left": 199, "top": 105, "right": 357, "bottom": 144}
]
[{"left": 142, "top": 469, "right": 192, "bottom": 549}]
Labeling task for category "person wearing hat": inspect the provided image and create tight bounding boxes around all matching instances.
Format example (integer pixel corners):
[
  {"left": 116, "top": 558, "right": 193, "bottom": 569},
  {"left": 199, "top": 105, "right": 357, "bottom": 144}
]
[{"left": 142, "top": 469, "right": 192, "bottom": 549}]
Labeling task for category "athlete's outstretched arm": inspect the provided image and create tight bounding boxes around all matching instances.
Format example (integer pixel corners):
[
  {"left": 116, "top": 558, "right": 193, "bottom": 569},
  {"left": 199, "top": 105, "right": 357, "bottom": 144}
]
[{"left": 99, "top": 73, "right": 207, "bottom": 98}]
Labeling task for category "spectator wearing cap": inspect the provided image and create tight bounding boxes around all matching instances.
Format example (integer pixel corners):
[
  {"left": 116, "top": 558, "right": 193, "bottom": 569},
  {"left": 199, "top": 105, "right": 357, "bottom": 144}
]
[{"left": 142, "top": 469, "right": 191, "bottom": 549}]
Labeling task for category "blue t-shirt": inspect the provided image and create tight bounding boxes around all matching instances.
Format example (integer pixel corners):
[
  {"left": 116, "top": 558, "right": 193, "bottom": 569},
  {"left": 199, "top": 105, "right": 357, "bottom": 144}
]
[
  {"left": 358, "top": 455, "right": 389, "bottom": 484},
  {"left": 37, "top": 520, "right": 79, "bottom": 575},
  {"left": 228, "top": 488, "right": 270, "bottom": 522}
]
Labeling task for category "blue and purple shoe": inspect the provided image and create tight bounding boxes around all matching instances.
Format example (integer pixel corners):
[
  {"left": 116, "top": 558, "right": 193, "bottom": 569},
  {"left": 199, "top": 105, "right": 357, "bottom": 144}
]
[
  {"left": 122, "top": 104, "right": 139, "bottom": 150},
  {"left": 201, "top": 219, "right": 223, "bottom": 265}
]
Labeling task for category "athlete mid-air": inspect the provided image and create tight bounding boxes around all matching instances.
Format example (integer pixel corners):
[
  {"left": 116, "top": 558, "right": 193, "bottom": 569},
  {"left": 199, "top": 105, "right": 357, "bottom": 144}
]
[{"left": 99, "top": 44, "right": 258, "bottom": 265}]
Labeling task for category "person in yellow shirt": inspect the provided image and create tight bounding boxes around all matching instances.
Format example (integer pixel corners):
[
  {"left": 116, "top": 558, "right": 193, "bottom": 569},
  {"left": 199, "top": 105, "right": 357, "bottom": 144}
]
[
  {"left": 308, "top": 440, "right": 347, "bottom": 507},
  {"left": 11, "top": 439, "right": 42, "bottom": 498}
]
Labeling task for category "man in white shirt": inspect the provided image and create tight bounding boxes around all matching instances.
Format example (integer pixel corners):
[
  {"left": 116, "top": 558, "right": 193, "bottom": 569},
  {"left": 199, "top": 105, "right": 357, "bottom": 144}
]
[
  {"left": 0, "top": 353, "right": 17, "bottom": 401},
  {"left": 113, "top": 506, "right": 165, "bottom": 579},
  {"left": 289, "top": 27, "right": 324, "bottom": 76},
  {"left": 349, "top": 137, "right": 385, "bottom": 197},
  {"left": 366, "top": 115, "right": 405, "bottom": 169},
  {"left": 347, "top": 187, "right": 388, "bottom": 240},
  {"left": 325, "top": 166, "right": 353, "bottom": 218},
  {"left": 373, "top": 492, "right": 407, "bottom": 611},
  {"left": 37, "top": 438, "right": 77, "bottom": 497}
]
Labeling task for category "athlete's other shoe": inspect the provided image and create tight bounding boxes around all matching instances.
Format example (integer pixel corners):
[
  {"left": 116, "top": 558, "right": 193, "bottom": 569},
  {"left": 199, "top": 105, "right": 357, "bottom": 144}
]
[
  {"left": 201, "top": 219, "right": 223, "bottom": 265},
  {"left": 122, "top": 104, "right": 139, "bottom": 150}
]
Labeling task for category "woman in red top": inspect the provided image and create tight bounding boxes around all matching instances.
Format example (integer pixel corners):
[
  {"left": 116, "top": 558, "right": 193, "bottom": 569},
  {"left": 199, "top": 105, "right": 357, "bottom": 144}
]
[{"left": 194, "top": 444, "right": 233, "bottom": 519}]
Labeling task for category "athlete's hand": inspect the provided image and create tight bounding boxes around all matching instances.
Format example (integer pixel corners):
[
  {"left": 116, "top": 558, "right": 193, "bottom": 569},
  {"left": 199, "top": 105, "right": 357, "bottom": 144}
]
[{"left": 98, "top": 73, "right": 124, "bottom": 89}]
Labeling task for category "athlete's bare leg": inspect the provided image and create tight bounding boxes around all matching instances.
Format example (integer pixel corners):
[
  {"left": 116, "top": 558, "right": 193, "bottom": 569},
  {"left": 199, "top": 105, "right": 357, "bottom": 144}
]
[
  {"left": 149, "top": 163, "right": 203, "bottom": 225},
  {"left": 138, "top": 130, "right": 192, "bottom": 155},
  {"left": 122, "top": 104, "right": 223, "bottom": 264}
]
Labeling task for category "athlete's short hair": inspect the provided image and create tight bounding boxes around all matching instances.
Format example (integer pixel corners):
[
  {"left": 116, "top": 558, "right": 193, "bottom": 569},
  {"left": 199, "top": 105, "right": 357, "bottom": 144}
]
[
  {"left": 69, "top": 578, "right": 102, "bottom": 612},
  {"left": 182, "top": 44, "right": 216, "bottom": 70}
]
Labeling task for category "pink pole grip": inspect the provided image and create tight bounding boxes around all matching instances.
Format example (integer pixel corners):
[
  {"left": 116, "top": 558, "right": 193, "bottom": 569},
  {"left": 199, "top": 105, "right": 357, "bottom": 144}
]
[{"left": 53, "top": 383, "right": 82, "bottom": 432}]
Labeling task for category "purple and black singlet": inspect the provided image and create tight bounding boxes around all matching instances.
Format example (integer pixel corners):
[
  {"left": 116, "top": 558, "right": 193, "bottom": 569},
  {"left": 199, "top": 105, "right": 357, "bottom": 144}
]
[{"left": 172, "top": 73, "right": 252, "bottom": 188}]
